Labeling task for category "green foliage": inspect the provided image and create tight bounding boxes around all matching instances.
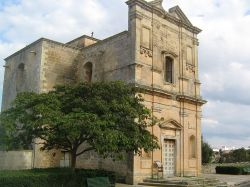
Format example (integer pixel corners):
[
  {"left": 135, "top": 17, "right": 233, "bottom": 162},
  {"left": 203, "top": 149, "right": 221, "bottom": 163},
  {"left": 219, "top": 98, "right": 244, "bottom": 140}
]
[
  {"left": 218, "top": 148, "right": 250, "bottom": 163},
  {"left": 215, "top": 165, "right": 250, "bottom": 175},
  {"left": 201, "top": 137, "right": 213, "bottom": 164},
  {"left": 232, "top": 148, "right": 249, "bottom": 162},
  {"left": 0, "top": 81, "right": 159, "bottom": 167},
  {"left": 0, "top": 168, "right": 115, "bottom": 187}
]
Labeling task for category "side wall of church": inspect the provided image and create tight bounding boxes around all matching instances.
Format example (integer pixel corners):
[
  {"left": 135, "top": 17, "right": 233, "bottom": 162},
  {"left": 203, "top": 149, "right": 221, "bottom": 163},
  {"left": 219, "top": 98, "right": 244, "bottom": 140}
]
[
  {"left": 1, "top": 40, "right": 43, "bottom": 111},
  {"left": 39, "top": 40, "right": 81, "bottom": 92},
  {"left": 76, "top": 31, "right": 134, "bottom": 83},
  {"left": 33, "top": 40, "right": 82, "bottom": 168},
  {"left": 75, "top": 31, "right": 133, "bottom": 182}
]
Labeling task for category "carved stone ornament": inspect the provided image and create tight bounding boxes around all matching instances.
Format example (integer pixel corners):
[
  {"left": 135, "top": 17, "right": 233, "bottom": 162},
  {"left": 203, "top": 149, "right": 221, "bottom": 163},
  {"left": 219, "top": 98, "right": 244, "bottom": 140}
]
[
  {"left": 186, "top": 63, "right": 195, "bottom": 73},
  {"left": 159, "top": 119, "right": 182, "bottom": 130},
  {"left": 140, "top": 46, "right": 153, "bottom": 57}
]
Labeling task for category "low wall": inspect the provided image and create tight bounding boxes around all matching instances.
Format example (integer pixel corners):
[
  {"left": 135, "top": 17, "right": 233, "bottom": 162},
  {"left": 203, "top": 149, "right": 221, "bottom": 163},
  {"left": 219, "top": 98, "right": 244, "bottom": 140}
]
[
  {"left": 202, "top": 164, "right": 216, "bottom": 174},
  {"left": 0, "top": 151, "right": 33, "bottom": 170}
]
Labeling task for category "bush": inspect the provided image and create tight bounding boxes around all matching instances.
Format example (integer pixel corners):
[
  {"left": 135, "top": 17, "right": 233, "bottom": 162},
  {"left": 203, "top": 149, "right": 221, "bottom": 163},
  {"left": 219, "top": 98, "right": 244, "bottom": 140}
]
[
  {"left": 0, "top": 168, "right": 116, "bottom": 187},
  {"left": 216, "top": 165, "right": 250, "bottom": 175}
]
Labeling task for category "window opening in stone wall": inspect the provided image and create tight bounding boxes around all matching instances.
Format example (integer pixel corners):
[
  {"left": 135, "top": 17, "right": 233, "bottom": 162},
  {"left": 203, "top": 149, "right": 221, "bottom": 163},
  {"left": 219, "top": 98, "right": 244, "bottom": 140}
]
[
  {"left": 187, "top": 46, "right": 193, "bottom": 65},
  {"left": 189, "top": 135, "right": 196, "bottom": 159},
  {"left": 16, "top": 63, "right": 25, "bottom": 92},
  {"left": 141, "top": 27, "right": 151, "bottom": 49},
  {"left": 60, "top": 152, "right": 70, "bottom": 168},
  {"left": 165, "top": 57, "right": 173, "bottom": 83},
  {"left": 83, "top": 62, "right": 93, "bottom": 82}
]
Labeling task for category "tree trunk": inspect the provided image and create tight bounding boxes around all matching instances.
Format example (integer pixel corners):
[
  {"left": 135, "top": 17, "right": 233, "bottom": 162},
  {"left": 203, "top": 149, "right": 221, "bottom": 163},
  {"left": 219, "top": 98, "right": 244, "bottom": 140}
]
[{"left": 71, "top": 150, "right": 77, "bottom": 170}]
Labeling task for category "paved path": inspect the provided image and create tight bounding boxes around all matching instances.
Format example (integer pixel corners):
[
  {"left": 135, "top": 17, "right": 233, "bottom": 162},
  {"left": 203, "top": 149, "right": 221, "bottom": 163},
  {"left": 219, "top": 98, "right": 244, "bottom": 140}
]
[
  {"left": 115, "top": 183, "right": 153, "bottom": 187},
  {"left": 202, "top": 174, "right": 250, "bottom": 186},
  {"left": 116, "top": 174, "right": 250, "bottom": 187}
]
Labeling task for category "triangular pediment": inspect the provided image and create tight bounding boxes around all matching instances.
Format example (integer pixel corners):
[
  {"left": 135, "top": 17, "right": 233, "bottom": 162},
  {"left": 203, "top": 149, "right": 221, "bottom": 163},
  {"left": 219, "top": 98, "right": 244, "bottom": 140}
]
[
  {"left": 159, "top": 119, "right": 182, "bottom": 130},
  {"left": 148, "top": 0, "right": 164, "bottom": 10},
  {"left": 169, "top": 6, "right": 192, "bottom": 26}
]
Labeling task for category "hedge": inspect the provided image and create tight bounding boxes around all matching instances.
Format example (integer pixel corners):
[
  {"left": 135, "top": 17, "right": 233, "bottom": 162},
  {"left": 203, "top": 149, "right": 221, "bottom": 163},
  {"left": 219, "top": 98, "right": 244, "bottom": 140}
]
[
  {"left": 216, "top": 165, "right": 250, "bottom": 175},
  {"left": 0, "top": 168, "right": 116, "bottom": 187}
]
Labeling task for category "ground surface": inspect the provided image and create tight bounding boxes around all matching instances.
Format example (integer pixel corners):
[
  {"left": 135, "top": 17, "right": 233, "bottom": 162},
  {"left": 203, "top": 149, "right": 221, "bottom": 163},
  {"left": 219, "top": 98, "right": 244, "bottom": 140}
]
[
  {"left": 202, "top": 174, "right": 250, "bottom": 186},
  {"left": 115, "top": 174, "right": 250, "bottom": 186}
]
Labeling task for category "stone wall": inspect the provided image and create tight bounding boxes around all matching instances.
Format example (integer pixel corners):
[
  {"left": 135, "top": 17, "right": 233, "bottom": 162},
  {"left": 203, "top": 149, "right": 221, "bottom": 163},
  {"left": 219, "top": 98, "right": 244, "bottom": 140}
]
[
  {"left": 0, "top": 151, "right": 33, "bottom": 170},
  {"left": 1, "top": 39, "right": 43, "bottom": 110},
  {"left": 202, "top": 164, "right": 216, "bottom": 174},
  {"left": 76, "top": 150, "right": 129, "bottom": 177},
  {"left": 40, "top": 39, "right": 81, "bottom": 92},
  {"left": 127, "top": 0, "right": 204, "bottom": 183},
  {"left": 76, "top": 31, "right": 133, "bottom": 83}
]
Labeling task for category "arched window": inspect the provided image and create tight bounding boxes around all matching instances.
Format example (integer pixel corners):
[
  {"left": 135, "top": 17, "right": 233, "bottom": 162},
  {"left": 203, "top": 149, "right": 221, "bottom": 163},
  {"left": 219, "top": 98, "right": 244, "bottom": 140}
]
[
  {"left": 83, "top": 62, "right": 93, "bottom": 82},
  {"left": 165, "top": 56, "right": 173, "bottom": 83},
  {"left": 189, "top": 135, "right": 196, "bottom": 159},
  {"left": 16, "top": 63, "right": 25, "bottom": 92}
]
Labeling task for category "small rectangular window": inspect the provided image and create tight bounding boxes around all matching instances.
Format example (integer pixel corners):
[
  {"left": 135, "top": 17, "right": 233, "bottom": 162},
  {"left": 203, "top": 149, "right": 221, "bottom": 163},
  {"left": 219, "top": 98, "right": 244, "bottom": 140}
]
[{"left": 165, "top": 57, "right": 173, "bottom": 83}]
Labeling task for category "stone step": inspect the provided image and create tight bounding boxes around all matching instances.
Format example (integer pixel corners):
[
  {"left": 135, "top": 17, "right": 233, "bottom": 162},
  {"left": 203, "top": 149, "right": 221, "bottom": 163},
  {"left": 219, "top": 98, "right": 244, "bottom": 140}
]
[
  {"left": 139, "top": 178, "right": 228, "bottom": 187},
  {"left": 138, "top": 182, "right": 200, "bottom": 187},
  {"left": 139, "top": 182, "right": 228, "bottom": 187}
]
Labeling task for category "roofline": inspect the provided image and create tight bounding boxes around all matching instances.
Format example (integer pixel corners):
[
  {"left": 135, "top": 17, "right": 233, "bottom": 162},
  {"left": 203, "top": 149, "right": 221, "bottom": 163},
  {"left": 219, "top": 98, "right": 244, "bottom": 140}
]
[
  {"left": 82, "top": 31, "right": 129, "bottom": 51},
  {"left": 126, "top": 0, "right": 202, "bottom": 34},
  {"left": 66, "top": 34, "right": 100, "bottom": 45},
  {"left": 4, "top": 38, "right": 81, "bottom": 61}
]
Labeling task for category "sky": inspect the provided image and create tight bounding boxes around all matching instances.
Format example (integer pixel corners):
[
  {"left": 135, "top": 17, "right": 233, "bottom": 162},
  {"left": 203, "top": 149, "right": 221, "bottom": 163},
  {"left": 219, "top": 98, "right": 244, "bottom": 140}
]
[{"left": 0, "top": 0, "right": 250, "bottom": 148}]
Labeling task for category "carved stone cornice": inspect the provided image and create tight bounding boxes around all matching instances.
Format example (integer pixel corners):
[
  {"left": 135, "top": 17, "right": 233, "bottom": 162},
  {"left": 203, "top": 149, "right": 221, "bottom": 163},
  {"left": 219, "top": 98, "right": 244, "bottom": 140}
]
[
  {"left": 193, "top": 39, "right": 199, "bottom": 46},
  {"left": 126, "top": 0, "right": 202, "bottom": 34},
  {"left": 129, "top": 11, "right": 143, "bottom": 20},
  {"left": 169, "top": 6, "right": 192, "bottom": 25},
  {"left": 179, "top": 76, "right": 190, "bottom": 81},
  {"left": 126, "top": 0, "right": 165, "bottom": 18},
  {"left": 133, "top": 82, "right": 206, "bottom": 105},
  {"left": 186, "top": 63, "right": 195, "bottom": 73},
  {"left": 162, "top": 50, "right": 178, "bottom": 58},
  {"left": 176, "top": 94, "right": 207, "bottom": 106},
  {"left": 134, "top": 83, "right": 173, "bottom": 99},
  {"left": 194, "top": 80, "right": 201, "bottom": 85},
  {"left": 159, "top": 119, "right": 182, "bottom": 130},
  {"left": 140, "top": 46, "right": 153, "bottom": 57},
  {"left": 151, "top": 66, "right": 162, "bottom": 73}
]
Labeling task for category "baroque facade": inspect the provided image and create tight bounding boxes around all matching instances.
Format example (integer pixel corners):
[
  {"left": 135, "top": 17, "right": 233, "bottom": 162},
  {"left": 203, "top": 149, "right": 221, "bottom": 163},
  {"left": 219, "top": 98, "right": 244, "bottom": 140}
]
[{"left": 1, "top": 0, "right": 206, "bottom": 184}]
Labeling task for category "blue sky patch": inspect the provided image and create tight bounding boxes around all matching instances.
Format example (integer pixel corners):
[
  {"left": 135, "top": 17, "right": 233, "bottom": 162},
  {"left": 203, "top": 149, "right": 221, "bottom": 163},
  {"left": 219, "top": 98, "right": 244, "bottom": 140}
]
[
  {"left": 0, "top": 0, "right": 21, "bottom": 10},
  {"left": 245, "top": 10, "right": 250, "bottom": 16}
]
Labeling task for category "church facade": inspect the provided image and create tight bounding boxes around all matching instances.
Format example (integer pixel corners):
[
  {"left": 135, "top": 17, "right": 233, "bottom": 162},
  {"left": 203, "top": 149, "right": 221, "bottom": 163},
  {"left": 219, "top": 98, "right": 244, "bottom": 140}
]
[{"left": 1, "top": 0, "right": 206, "bottom": 184}]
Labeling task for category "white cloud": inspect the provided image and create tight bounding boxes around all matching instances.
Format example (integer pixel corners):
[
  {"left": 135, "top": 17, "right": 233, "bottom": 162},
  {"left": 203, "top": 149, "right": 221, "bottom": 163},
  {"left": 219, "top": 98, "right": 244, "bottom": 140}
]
[
  {"left": 0, "top": 0, "right": 127, "bottom": 108},
  {"left": 0, "top": 0, "right": 112, "bottom": 43},
  {"left": 0, "top": 0, "right": 250, "bottom": 148},
  {"left": 202, "top": 100, "right": 250, "bottom": 148}
]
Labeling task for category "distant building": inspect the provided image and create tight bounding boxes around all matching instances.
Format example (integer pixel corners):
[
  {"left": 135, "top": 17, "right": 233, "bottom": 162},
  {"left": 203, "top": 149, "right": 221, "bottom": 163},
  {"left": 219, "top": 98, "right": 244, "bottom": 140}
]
[
  {"left": 221, "top": 146, "right": 236, "bottom": 151},
  {"left": 213, "top": 146, "right": 236, "bottom": 153}
]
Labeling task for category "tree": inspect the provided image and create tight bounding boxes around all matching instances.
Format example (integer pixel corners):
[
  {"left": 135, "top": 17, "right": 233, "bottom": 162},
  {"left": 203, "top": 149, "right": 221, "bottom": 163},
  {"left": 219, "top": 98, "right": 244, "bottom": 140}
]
[
  {"left": 0, "top": 81, "right": 159, "bottom": 169},
  {"left": 201, "top": 137, "right": 213, "bottom": 164},
  {"left": 232, "top": 148, "right": 248, "bottom": 162}
]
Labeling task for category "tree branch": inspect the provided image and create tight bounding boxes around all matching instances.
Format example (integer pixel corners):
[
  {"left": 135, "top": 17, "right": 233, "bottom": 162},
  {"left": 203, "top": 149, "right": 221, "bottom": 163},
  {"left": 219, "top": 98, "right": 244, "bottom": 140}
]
[{"left": 76, "top": 147, "right": 94, "bottom": 156}]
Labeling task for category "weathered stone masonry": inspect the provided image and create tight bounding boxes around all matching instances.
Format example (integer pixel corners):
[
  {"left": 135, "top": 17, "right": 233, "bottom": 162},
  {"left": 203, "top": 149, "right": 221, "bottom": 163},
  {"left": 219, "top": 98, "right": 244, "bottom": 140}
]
[{"left": 2, "top": 0, "right": 206, "bottom": 184}]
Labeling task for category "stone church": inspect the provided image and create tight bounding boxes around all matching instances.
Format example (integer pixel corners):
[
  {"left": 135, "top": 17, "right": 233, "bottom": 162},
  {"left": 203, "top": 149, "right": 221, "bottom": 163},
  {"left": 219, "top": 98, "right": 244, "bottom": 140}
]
[{"left": 1, "top": 0, "right": 206, "bottom": 184}]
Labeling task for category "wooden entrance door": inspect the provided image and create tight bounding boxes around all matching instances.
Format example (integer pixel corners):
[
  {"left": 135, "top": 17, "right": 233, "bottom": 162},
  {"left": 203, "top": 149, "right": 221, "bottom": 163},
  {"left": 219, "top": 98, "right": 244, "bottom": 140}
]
[{"left": 163, "top": 139, "right": 176, "bottom": 177}]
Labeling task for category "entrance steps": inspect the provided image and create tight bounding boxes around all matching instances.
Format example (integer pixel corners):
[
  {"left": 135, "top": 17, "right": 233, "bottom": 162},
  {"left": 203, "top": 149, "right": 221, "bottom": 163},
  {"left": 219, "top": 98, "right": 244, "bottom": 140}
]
[{"left": 138, "top": 177, "right": 228, "bottom": 187}]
